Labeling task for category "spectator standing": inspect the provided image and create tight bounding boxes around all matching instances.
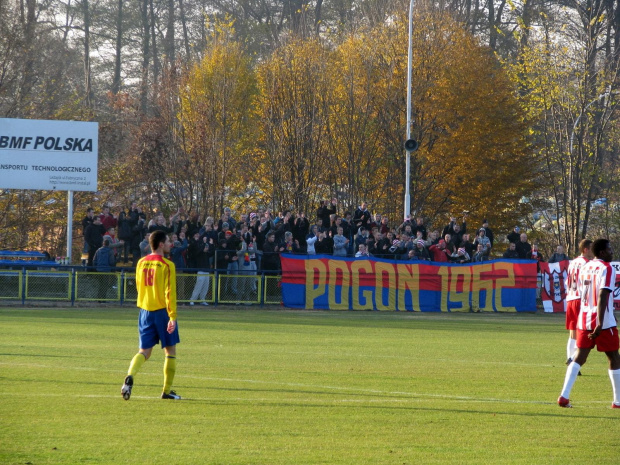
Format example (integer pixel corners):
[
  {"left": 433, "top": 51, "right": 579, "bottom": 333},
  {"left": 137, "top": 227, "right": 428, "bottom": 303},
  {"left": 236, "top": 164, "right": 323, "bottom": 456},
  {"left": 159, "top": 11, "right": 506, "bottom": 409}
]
[
  {"left": 549, "top": 245, "right": 570, "bottom": 263},
  {"left": 502, "top": 242, "right": 519, "bottom": 259},
  {"left": 187, "top": 232, "right": 203, "bottom": 268},
  {"left": 472, "top": 244, "right": 487, "bottom": 262},
  {"left": 140, "top": 232, "right": 152, "bottom": 257},
  {"left": 218, "top": 230, "right": 240, "bottom": 296},
  {"left": 262, "top": 232, "right": 282, "bottom": 274},
  {"left": 413, "top": 239, "right": 431, "bottom": 261},
  {"left": 473, "top": 229, "right": 491, "bottom": 257},
  {"left": 223, "top": 207, "right": 237, "bottom": 230},
  {"left": 185, "top": 214, "right": 202, "bottom": 238},
  {"left": 293, "top": 212, "right": 310, "bottom": 252},
  {"left": 306, "top": 225, "right": 319, "bottom": 255},
  {"left": 443, "top": 233, "right": 456, "bottom": 255},
  {"left": 526, "top": 244, "right": 544, "bottom": 262},
  {"left": 355, "top": 244, "right": 371, "bottom": 257},
  {"left": 412, "top": 217, "right": 428, "bottom": 240},
  {"left": 399, "top": 234, "right": 414, "bottom": 258},
  {"left": 92, "top": 239, "right": 116, "bottom": 301},
  {"left": 170, "top": 238, "right": 188, "bottom": 271},
  {"left": 442, "top": 215, "right": 467, "bottom": 243},
  {"left": 459, "top": 233, "right": 475, "bottom": 257},
  {"left": 283, "top": 231, "right": 300, "bottom": 254},
  {"left": 341, "top": 212, "right": 355, "bottom": 255},
  {"left": 333, "top": 227, "right": 349, "bottom": 257},
  {"left": 354, "top": 227, "right": 370, "bottom": 251},
  {"left": 237, "top": 239, "right": 259, "bottom": 297},
  {"left": 507, "top": 226, "right": 521, "bottom": 244},
  {"left": 425, "top": 230, "right": 440, "bottom": 247},
  {"left": 149, "top": 214, "right": 173, "bottom": 235},
  {"left": 117, "top": 203, "right": 136, "bottom": 263},
  {"left": 482, "top": 219, "right": 494, "bottom": 247},
  {"left": 515, "top": 233, "right": 532, "bottom": 259},
  {"left": 451, "top": 247, "right": 471, "bottom": 263},
  {"left": 451, "top": 222, "right": 466, "bottom": 247},
  {"left": 379, "top": 216, "right": 390, "bottom": 235},
  {"left": 131, "top": 213, "right": 147, "bottom": 266},
  {"left": 188, "top": 233, "right": 211, "bottom": 306},
  {"left": 353, "top": 202, "right": 371, "bottom": 231},
  {"left": 429, "top": 240, "right": 449, "bottom": 262},
  {"left": 103, "top": 227, "right": 124, "bottom": 265},
  {"left": 315, "top": 230, "right": 333, "bottom": 255},
  {"left": 81, "top": 208, "right": 95, "bottom": 259},
  {"left": 317, "top": 199, "right": 337, "bottom": 231},
  {"left": 99, "top": 205, "right": 118, "bottom": 231},
  {"left": 371, "top": 231, "right": 391, "bottom": 258},
  {"left": 328, "top": 215, "right": 342, "bottom": 237},
  {"left": 85, "top": 216, "right": 106, "bottom": 267},
  {"left": 398, "top": 216, "right": 414, "bottom": 235},
  {"left": 93, "top": 239, "right": 115, "bottom": 271}
]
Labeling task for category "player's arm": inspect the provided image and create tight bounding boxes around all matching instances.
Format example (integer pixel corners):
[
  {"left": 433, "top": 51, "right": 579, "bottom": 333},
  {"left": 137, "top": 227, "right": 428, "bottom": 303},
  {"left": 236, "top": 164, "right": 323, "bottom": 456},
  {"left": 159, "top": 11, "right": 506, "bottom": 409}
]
[
  {"left": 589, "top": 287, "right": 611, "bottom": 340},
  {"left": 165, "top": 262, "right": 178, "bottom": 333}
]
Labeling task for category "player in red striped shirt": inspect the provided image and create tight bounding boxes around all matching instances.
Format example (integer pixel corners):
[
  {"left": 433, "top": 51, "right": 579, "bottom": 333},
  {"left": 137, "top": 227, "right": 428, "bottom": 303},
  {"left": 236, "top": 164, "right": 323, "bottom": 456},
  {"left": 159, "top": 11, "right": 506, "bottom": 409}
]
[
  {"left": 564, "top": 239, "right": 592, "bottom": 365},
  {"left": 558, "top": 239, "right": 620, "bottom": 408}
]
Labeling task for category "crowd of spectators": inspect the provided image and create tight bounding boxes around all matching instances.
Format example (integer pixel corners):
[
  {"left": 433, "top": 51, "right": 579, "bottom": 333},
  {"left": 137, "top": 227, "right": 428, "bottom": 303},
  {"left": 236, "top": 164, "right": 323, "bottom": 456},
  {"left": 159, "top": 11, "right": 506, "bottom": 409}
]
[{"left": 82, "top": 200, "right": 569, "bottom": 274}]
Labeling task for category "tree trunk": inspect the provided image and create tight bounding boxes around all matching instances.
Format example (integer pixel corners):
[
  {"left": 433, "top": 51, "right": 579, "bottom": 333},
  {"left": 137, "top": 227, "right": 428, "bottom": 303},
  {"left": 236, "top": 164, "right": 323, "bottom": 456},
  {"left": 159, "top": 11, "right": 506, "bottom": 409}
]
[
  {"left": 178, "top": 0, "right": 191, "bottom": 59},
  {"left": 18, "top": 0, "right": 37, "bottom": 113},
  {"left": 149, "top": 0, "right": 159, "bottom": 89},
  {"left": 314, "top": 0, "right": 323, "bottom": 36},
  {"left": 112, "top": 0, "right": 123, "bottom": 94},
  {"left": 83, "top": 0, "right": 93, "bottom": 108},
  {"left": 165, "top": 0, "right": 175, "bottom": 69},
  {"left": 139, "top": 0, "right": 150, "bottom": 113}
]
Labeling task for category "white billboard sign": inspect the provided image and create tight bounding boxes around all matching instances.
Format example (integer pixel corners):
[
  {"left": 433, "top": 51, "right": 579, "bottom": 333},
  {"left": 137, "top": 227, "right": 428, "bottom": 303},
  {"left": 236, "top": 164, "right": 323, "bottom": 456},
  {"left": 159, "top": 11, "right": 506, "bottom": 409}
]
[{"left": 0, "top": 118, "right": 98, "bottom": 192}]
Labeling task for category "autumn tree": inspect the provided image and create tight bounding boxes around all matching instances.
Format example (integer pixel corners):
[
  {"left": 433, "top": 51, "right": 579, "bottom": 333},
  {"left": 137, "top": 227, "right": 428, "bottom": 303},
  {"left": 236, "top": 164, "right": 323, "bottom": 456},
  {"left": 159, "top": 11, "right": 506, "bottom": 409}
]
[
  {"left": 403, "top": 10, "right": 538, "bottom": 230},
  {"left": 510, "top": 6, "right": 620, "bottom": 254},
  {"left": 326, "top": 26, "right": 403, "bottom": 215},
  {"left": 255, "top": 38, "right": 332, "bottom": 214},
  {"left": 321, "top": 10, "right": 538, "bottom": 230},
  {"left": 178, "top": 23, "right": 258, "bottom": 217}
]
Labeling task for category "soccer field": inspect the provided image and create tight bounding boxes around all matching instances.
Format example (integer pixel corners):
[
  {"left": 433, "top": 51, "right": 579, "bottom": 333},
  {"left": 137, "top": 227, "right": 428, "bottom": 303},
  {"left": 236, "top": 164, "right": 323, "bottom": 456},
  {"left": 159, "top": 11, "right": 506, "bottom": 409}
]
[{"left": 1, "top": 307, "right": 618, "bottom": 464}]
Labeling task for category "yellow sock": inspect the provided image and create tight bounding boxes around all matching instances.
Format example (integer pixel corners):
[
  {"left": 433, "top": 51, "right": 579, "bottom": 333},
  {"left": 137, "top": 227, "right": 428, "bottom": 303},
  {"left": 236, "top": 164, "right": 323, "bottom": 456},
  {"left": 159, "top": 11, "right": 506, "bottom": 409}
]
[
  {"left": 163, "top": 356, "right": 176, "bottom": 394},
  {"left": 128, "top": 353, "right": 146, "bottom": 377}
]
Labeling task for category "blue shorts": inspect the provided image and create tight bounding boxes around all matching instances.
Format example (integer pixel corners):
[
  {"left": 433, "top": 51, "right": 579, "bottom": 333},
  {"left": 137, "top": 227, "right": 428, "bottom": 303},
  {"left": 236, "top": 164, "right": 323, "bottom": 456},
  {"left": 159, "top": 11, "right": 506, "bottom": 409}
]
[{"left": 138, "top": 308, "right": 180, "bottom": 349}]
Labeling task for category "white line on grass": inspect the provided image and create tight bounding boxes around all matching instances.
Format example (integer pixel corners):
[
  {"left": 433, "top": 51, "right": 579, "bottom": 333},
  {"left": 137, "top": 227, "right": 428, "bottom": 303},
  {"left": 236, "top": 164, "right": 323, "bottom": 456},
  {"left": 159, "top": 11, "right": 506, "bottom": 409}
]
[
  {"left": 284, "top": 350, "right": 560, "bottom": 367},
  {"left": 1, "top": 361, "right": 608, "bottom": 408},
  {"left": 10, "top": 391, "right": 611, "bottom": 408}
]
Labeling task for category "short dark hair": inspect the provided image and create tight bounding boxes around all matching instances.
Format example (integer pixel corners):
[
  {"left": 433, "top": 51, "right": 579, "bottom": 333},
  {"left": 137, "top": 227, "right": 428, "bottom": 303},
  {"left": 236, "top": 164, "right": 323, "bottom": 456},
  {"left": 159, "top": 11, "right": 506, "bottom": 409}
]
[
  {"left": 87, "top": 207, "right": 93, "bottom": 213},
  {"left": 149, "top": 230, "right": 167, "bottom": 251},
  {"left": 103, "top": 239, "right": 110, "bottom": 246},
  {"left": 579, "top": 239, "right": 593, "bottom": 254},
  {"left": 592, "top": 239, "right": 610, "bottom": 258}
]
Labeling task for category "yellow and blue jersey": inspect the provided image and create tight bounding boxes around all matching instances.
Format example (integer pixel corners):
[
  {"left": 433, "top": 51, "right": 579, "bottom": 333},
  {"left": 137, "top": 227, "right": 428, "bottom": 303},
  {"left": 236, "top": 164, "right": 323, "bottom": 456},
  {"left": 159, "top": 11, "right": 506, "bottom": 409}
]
[{"left": 136, "top": 254, "right": 177, "bottom": 320}]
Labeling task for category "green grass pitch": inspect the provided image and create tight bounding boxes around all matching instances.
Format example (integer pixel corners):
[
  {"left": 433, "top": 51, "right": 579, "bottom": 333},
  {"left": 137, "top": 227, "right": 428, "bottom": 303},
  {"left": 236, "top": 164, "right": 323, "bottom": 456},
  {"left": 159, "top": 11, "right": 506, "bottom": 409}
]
[{"left": 1, "top": 306, "right": 619, "bottom": 464}]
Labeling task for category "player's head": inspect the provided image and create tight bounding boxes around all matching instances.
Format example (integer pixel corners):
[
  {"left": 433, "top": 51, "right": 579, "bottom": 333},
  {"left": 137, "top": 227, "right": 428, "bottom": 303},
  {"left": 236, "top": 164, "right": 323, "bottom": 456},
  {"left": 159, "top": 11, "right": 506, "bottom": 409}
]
[
  {"left": 592, "top": 239, "right": 612, "bottom": 262},
  {"left": 578, "top": 239, "right": 593, "bottom": 259},
  {"left": 149, "top": 230, "right": 169, "bottom": 253}
]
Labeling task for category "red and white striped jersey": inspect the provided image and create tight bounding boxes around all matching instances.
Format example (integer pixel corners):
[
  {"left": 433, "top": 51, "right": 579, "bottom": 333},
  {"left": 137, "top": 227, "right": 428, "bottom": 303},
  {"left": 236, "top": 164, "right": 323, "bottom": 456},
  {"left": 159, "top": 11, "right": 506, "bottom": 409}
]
[
  {"left": 578, "top": 258, "right": 617, "bottom": 330},
  {"left": 565, "top": 256, "right": 589, "bottom": 301}
]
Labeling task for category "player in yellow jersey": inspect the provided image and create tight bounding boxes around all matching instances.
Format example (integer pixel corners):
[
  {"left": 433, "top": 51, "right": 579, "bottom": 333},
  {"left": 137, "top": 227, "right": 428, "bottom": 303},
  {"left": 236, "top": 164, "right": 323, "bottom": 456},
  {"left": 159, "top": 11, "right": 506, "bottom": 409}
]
[{"left": 121, "top": 230, "right": 181, "bottom": 400}]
